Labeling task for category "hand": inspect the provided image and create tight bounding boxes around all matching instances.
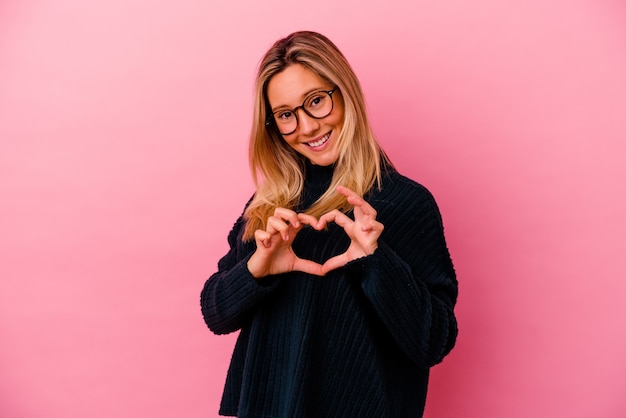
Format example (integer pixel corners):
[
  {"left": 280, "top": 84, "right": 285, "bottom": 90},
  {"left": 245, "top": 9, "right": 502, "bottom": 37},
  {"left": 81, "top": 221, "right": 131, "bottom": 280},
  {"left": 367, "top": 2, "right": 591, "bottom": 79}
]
[
  {"left": 248, "top": 208, "right": 324, "bottom": 279},
  {"left": 314, "top": 185, "right": 384, "bottom": 274}
]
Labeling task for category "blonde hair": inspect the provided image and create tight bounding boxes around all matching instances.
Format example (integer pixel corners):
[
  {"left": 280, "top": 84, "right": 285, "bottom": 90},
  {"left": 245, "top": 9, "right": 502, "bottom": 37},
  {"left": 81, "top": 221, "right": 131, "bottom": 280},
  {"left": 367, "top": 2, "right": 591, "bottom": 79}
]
[{"left": 242, "top": 31, "right": 392, "bottom": 240}]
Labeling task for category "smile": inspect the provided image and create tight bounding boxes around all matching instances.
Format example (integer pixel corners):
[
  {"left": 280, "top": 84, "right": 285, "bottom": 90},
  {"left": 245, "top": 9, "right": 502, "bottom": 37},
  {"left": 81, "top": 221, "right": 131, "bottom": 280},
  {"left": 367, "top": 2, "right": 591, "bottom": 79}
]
[{"left": 306, "top": 131, "right": 331, "bottom": 148}]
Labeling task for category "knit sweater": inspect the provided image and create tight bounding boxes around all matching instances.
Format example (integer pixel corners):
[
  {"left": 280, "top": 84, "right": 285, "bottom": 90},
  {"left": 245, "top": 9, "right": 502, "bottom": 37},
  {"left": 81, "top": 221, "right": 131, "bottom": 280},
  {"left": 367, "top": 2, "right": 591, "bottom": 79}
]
[{"left": 200, "top": 162, "right": 458, "bottom": 418}]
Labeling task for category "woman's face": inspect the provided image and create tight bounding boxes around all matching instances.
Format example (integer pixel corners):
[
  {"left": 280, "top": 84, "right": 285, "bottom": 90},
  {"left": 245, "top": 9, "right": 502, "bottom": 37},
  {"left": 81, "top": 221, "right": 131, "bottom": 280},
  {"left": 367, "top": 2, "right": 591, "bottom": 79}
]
[{"left": 266, "top": 64, "right": 345, "bottom": 166}]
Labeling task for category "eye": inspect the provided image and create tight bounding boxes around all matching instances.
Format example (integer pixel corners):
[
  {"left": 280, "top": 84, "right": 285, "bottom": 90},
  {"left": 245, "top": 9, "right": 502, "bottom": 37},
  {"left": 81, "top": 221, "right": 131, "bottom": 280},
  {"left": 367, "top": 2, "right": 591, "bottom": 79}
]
[
  {"left": 306, "top": 94, "right": 325, "bottom": 109},
  {"left": 276, "top": 110, "right": 293, "bottom": 121}
]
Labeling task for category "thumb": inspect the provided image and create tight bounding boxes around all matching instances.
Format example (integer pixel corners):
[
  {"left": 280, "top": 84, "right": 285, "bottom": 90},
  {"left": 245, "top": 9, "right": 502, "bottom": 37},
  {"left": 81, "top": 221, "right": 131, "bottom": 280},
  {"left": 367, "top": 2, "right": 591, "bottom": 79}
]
[{"left": 321, "top": 254, "right": 349, "bottom": 275}]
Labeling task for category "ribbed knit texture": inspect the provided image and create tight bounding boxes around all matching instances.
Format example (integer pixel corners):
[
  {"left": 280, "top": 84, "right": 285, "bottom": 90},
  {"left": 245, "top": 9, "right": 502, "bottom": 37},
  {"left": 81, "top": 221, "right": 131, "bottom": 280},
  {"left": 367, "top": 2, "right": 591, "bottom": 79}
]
[{"left": 200, "top": 161, "right": 458, "bottom": 418}]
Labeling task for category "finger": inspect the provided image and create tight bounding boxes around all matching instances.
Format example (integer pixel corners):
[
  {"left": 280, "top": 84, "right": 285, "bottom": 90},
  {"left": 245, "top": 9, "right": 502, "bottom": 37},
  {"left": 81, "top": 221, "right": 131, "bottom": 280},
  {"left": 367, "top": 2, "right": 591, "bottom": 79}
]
[
  {"left": 321, "top": 253, "right": 350, "bottom": 274},
  {"left": 351, "top": 197, "right": 377, "bottom": 220},
  {"left": 360, "top": 219, "right": 374, "bottom": 232},
  {"left": 336, "top": 185, "right": 359, "bottom": 199},
  {"left": 293, "top": 258, "right": 325, "bottom": 276},
  {"left": 297, "top": 213, "right": 321, "bottom": 229},
  {"left": 318, "top": 209, "right": 354, "bottom": 230},
  {"left": 266, "top": 216, "right": 291, "bottom": 241},
  {"left": 360, "top": 218, "right": 384, "bottom": 232},
  {"left": 273, "top": 207, "right": 300, "bottom": 228},
  {"left": 336, "top": 185, "right": 377, "bottom": 218},
  {"left": 336, "top": 185, "right": 366, "bottom": 207},
  {"left": 254, "top": 229, "right": 272, "bottom": 248}
]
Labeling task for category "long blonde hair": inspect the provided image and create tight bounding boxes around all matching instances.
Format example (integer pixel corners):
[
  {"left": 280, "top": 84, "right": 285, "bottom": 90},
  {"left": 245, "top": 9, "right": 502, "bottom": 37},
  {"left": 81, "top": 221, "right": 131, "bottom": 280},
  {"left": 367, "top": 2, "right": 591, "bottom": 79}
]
[{"left": 242, "top": 31, "right": 392, "bottom": 241}]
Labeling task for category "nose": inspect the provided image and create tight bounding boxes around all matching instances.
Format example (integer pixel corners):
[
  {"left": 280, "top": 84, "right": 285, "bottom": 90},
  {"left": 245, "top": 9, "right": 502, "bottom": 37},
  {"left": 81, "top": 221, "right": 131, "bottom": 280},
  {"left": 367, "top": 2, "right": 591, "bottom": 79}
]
[{"left": 296, "top": 108, "right": 320, "bottom": 135}]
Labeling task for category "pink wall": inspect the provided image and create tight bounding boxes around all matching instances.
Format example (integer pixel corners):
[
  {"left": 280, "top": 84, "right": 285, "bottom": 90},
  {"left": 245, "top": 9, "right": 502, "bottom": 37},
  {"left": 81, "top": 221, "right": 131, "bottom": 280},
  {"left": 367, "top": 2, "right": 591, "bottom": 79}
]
[{"left": 1, "top": 1, "right": 625, "bottom": 417}]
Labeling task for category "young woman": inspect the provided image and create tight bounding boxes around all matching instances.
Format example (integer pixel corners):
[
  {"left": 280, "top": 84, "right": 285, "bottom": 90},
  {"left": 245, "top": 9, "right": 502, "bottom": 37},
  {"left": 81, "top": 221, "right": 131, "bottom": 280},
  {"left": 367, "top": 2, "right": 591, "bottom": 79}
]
[{"left": 201, "top": 31, "right": 458, "bottom": 418}]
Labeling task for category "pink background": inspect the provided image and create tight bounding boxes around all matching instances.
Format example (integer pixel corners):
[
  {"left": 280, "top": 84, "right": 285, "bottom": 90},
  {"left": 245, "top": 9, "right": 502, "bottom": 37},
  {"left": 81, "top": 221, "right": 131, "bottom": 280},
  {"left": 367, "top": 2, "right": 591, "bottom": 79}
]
[{"left": 1, "top": 0, "right": 625, "bottom": 417}]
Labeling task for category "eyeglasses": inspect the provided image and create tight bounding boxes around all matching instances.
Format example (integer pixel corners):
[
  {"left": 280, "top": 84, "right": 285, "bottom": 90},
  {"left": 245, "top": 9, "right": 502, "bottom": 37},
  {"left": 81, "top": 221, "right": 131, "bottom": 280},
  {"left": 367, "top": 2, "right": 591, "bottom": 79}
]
[{"left": 266, "top": 87, "right": 337, "bottom": 135}]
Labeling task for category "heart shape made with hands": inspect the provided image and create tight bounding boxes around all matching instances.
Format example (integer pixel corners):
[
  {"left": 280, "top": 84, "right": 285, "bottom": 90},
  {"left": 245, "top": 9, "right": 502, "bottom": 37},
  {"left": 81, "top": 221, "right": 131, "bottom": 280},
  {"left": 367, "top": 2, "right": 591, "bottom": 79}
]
[
  {"left": 293, "top": 211, "right": 379, "bottom": 275},
  {"left": 248, "top": 188, "right": 383, "bottom": 278}
]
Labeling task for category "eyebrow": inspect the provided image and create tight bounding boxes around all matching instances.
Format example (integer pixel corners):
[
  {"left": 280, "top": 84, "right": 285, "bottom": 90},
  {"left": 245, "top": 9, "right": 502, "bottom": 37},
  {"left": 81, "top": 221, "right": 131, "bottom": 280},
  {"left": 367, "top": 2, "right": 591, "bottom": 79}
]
[{"left": 271, "top": 87, "right": 328, "bottom": 112}]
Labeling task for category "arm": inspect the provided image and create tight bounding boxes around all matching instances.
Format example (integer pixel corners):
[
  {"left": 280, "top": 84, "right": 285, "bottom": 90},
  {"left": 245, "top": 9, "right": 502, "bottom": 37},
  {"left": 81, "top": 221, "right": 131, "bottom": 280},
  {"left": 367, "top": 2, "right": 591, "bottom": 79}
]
[
  {"left": 348, "top": 240, "right": 457, "bottom": 369},
  {"left": 200, "top": 215, "right": 280, "bottom": 335},
  {"left": 355, "top": 185, "right": 457, "bottom": 369},
  {"left": 200, "top": 208, "right": 325, "bottom": 335},
  {"left": 320, "top": 183, "right": 458, "bottom": 369}
]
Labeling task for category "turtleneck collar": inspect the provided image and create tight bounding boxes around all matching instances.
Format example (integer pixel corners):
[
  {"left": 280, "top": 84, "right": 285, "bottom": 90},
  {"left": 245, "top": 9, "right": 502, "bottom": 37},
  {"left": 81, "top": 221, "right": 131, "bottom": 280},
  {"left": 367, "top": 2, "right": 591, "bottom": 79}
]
[
  {"left": 300, "top": 159, "right": 335, "bottom": 210},
  {"left": 304, "top": 159, "right": 335, "bottom": 182}
]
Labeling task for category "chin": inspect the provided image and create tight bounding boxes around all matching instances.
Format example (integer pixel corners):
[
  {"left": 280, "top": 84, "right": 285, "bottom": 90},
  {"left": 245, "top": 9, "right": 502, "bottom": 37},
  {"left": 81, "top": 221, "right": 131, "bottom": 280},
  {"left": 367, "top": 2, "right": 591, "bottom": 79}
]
[{"left": 309, "top": 154, "right": 338, "bottom": 166}]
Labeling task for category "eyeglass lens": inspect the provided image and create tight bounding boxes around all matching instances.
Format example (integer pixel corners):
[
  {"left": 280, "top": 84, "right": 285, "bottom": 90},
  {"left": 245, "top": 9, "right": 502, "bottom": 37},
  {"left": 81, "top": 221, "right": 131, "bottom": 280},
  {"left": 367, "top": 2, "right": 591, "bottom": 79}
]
[{"left": 273, "top": 90, "right": 334, "bottom": 135}]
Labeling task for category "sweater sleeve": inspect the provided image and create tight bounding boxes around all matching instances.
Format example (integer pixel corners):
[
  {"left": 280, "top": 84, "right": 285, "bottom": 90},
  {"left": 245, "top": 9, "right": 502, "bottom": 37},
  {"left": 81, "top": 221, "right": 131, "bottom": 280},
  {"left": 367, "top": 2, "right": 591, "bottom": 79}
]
[
  {"left": 345, "top": 180, "right": 458, "bottom": 369},
  {"left": 200, "top": 214, "right": 280, "bottom": 335}
]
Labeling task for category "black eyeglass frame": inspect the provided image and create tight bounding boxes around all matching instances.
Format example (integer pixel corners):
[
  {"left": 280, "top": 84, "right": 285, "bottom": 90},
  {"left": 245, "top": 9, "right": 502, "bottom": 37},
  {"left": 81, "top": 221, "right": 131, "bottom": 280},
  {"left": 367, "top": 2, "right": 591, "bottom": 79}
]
[{"left": 265, "top": 87, "right": 338, "bottom": 135}]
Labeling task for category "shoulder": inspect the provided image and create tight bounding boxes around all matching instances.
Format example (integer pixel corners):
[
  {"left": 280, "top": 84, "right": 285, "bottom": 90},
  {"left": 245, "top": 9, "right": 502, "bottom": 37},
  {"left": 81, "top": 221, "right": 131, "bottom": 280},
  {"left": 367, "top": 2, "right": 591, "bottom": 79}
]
[
  {"left": 226, "top": 194, "right": 256, "bottom": 246},
  {"left": 372, "top": 168, "right": 439, "bottom": 211},
  {"left": 367, "top": 170, "right": 452, "bottom": 263},
  {"left": 365, "top": 168, "right": 446, "bottom": 234}
]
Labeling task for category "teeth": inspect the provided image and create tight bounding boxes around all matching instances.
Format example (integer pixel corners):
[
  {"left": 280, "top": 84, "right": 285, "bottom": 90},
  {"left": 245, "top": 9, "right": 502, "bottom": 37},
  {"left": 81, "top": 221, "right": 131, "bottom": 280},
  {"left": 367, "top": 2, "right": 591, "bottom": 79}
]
[{"left": 308, "top": 132, "right": 330, "bottom": 148}]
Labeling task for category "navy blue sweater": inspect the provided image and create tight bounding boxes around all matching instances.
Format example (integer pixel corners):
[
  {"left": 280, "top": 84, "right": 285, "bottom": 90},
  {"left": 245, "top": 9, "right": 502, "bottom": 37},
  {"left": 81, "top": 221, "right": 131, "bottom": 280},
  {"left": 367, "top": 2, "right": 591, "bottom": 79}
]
[{"left": 201, "top": 163, "right": 458, "bottom": 417}]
